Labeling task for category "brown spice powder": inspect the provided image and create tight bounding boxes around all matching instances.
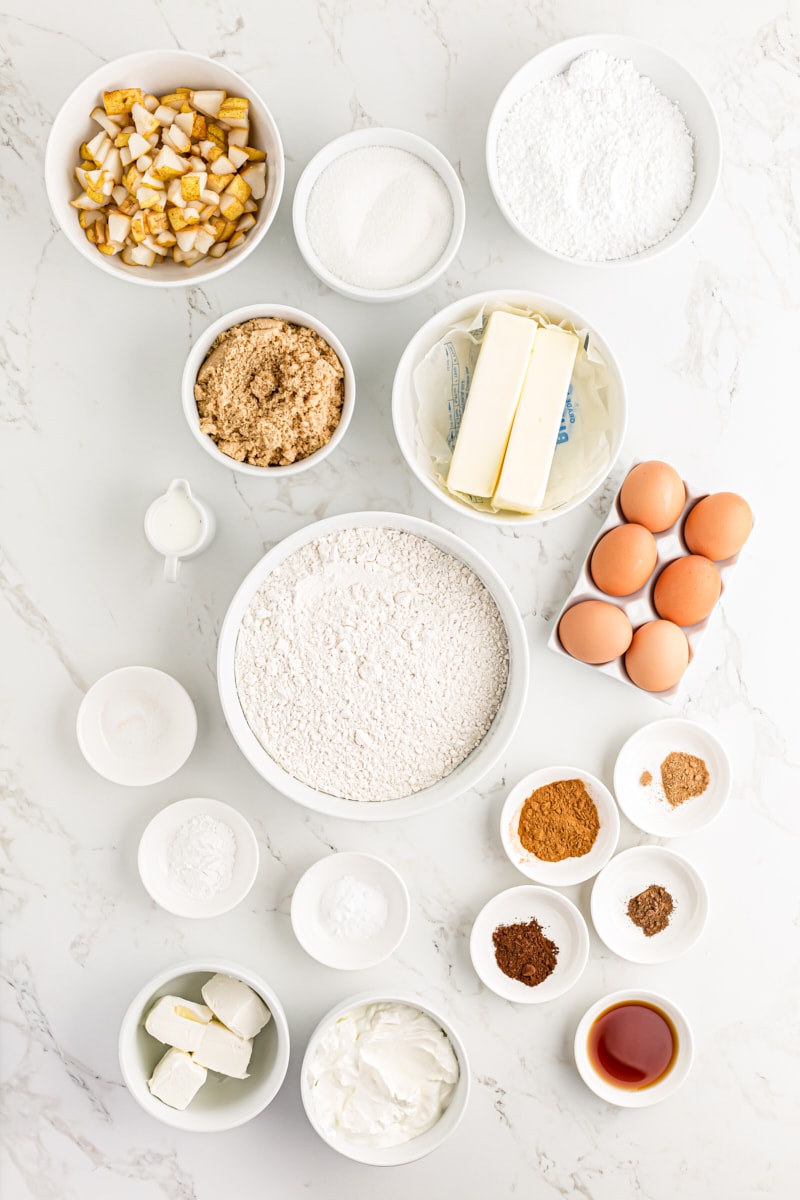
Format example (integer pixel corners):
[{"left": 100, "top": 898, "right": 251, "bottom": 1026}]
[
  {"left": 660, "top": 751, "right": 709, "bottom": 807},
  {"left": 627, "top": 883, "right": 675, "bottom": 937},
  {"left": 492, "top": 919, "right": 559, "bottom": 987},
  {"left": 195, "top": 317, "right": 344, "bottom": 467},
  {"left": 518, "top": 778, "right": 600, "bottom": 861},
  {"left": 640, "top": 769, "right": 653, "bottom": 786}
]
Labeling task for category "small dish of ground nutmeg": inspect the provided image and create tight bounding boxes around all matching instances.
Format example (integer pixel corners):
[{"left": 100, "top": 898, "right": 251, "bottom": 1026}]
[
  {"left": 591, "top": 846, "right": 709, "bottom": 964},
  {"left": 469, "top": 885, "right": 589, "bottom": 1004},
  {"left": 614, "top": 718, "right": 732, "bottom": 838},
  {"left": 500, "top": 765, "right": 620, "bottom": 886},
  {"left": 182, "top": 304, "right": 355, "bottom": 477}
]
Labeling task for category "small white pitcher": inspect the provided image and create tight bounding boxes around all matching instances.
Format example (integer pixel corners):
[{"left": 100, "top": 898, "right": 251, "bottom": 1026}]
[{"left": 144, "top": 479, "right": 216, "bottom": 582}]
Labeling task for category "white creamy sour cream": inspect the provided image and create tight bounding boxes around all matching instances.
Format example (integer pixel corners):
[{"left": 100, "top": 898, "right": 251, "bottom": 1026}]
[{"left": 306, "top": 1001, "right": 459, "bottom": 1147}]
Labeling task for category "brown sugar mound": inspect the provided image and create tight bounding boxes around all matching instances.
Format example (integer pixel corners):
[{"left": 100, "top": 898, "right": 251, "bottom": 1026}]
[{"left": 194, "top": 317, "right": 345, "bottom": 467}]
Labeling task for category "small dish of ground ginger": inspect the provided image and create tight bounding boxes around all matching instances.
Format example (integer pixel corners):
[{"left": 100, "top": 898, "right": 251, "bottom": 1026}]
[
  {"left": 613, "top": 718, "right": 732, "bottom": 837},
  {"left": 182, "top": 304, "right": 355, "bottom": 475}
]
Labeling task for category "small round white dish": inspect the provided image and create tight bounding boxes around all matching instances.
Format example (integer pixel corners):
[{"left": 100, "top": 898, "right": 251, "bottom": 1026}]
[
  {"left": 292, "top": 127, "right": 465, "bottom": 302},
  {"left": 217, "top": 510, "right": 528, "bottom": 821},
  {"left": 76, "top": 666, "right": 197, "bottom": 786},
  {"left": 590, "top": 847, "right": 709, "bottom": 964},
  {"left": 486, "top": 35, "right": 721, "bottom": 266},
  {"left": 500, "top": 766, "right": 620, "bottom": 886},
  {"left": 614, "top": 718, "right": 731, "bottom": 837},
  {"left": 300, "top": 990, "right": 470, "bottom": 1165},
  {"left": 45, "top": 49, "right": 284, "bottom": 287},
  {"left": 391, "top": 289, "right": 626, "bottom": 526},
  {"left": 119, "top": 959, "right": 290, "bottom": 1131},
  {"left": 182, "top": 304, "right": 355, "bottom": 478},
  {"left": 291, "top": 851, "right": 410, "bottom": 969},
  {"left": 138, "top": 796, "right": 259, "bottom": 919},
  {"left": 574, "top": 989, "right": 694, "bottom": 1107},
  {"left": 469, "top": 885, "right": 589, "bottom": 1004}
]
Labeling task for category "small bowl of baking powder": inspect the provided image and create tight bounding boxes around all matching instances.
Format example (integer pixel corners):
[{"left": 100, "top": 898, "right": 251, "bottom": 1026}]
[
  {"left": 182, "top": 304, "right": 356, "bottom": 477},
  {"left": 292, "top": 127, "right": 465, "bottom": 302}
]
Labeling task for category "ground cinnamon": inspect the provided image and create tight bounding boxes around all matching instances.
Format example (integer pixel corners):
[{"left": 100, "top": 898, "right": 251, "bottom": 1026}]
[
  {"left": 492, "top": 919, "right": 559, "bottom": 987},
  {"left": 660, "top": 752, "right": 709, "bottom": 807},
  {"left": 518, "top": 778, "right": 599, "bottom": 861},
  {"left": 627, "top": 884, "right": 674, "bottom": 936}
]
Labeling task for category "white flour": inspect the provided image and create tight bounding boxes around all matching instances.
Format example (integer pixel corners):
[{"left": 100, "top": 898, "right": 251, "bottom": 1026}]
[
  {"left": 167, "top": 814, "right": 236, "bottom": 899},
  {"left": 496, "top": 51, "right": 695, "bottom": 261},
  {"left": 234, "top": 527, "right": 509, "bottom": 802}
]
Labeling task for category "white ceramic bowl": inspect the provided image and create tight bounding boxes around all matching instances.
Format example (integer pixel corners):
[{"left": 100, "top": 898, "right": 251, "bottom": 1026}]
[
  {"left": 182, "top": 304, "right": 355, "bottom": 477},
  {"left": 138, "top": 796, "right": 259, "bottom": 919},
  {"left": 291, "top": 852, "right": 410, "bottom": 969},
  {"left": 300, "top": 990, "right": 470, "bottom": 1165},
  {"left": 590, "top": 846, "right": 709, "bottom": 964},
  {"left": 614, "top": 718, "right": 732, "bottom": 837},
  {"left": 217, "top": 511, "right": 528, "bottom": 820},
  {"left": 574, "top": 989, "right": 694, "bottom": 1107},
  {"left": 76, "top": 666, "right": 197, "bottom": 786},
  {"left": 500, "top": 765, "right": 620, "bottom": 886},
  {"left": 45, "top": 49, "right": 284, "bottom": 287},
  {"left": 118, "top": 959, "right": 290, "bottom": 1131},
  {"left": 292, "top": 127, "right": 466, "bottom": 302},
  {"left": 391, "top": 289, "right": 627, "bottom": 525},
  {"left": 486, "top": 35, "right": 722, "bottom": 266},
  {"left": 470, "top": 885, "right": 589, "bottom": 1004}
]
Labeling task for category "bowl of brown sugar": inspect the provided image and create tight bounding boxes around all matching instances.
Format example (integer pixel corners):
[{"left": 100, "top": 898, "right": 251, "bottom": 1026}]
[
  {"left": 182, "top": 304, "right": 355, "bottom": 476},
  {"left": 500, "top": 765, "right": 620, "bottom": 886}
]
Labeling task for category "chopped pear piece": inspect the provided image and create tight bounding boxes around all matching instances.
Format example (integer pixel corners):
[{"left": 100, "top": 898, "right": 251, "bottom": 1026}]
[{"left": 103, "top": 87, "right": 143, "bottom": 115}]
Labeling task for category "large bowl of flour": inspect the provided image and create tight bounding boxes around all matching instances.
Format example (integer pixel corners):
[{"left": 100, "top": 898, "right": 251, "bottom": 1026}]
[{"left": 217, "top": 512, "right": 528, "bottom": 820}]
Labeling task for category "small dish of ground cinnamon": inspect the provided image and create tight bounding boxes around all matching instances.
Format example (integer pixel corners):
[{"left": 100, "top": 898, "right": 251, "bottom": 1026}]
[{"left": 182, "top": 304, "right": 355, "bottom": 477}]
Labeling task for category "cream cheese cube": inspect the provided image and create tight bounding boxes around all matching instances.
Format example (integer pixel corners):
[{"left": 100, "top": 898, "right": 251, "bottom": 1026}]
[
  {"left": 192, "top": 1020, "right": 253, "bottom": 1078},
  {"left": 144, "top": 995, "right": 213, "bottom": 1052},
  {"left": 446, "top": 310, "right": 538, "bottom": 500},
  {"left": 492, "top": 325, "right": 580, "bottom": 514},
  {"left": 201, "top": 973, "right": 271, "bottom": 1040},
  {"left": 148, "top": 1047, "right": 207, "bottom": 1110}
]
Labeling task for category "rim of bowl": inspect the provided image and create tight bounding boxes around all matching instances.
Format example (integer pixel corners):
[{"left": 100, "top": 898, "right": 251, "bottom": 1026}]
[
  {"left": 118, "top": 957, "right": 291, "bottom": 1131},
  {"left": 181, "top": 303, "right": 356, "bottom": 476},
  {"left": 573, "top": 988, "right": 694, "bottom": 1107},
  {"left": 391, "top": 288, "right": 628, "bottom": 525},
  {"left": 485, "top": 34, "right": 722, "bottom": 268},
  {"left": 44, "top": 49, "right": 285, "bottom": 288},
  {"left": 292, "top": 127, "right": 466, "bottom": 302},
  {"left": 300, "top": 989, "right": 470, "bottom": 1164},
  {"left": 216, "top": 510, "right": 529, "bottom": 820}
]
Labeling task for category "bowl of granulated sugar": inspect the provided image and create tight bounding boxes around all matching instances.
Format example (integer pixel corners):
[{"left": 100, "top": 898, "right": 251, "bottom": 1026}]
[
  {"left": 292, "top": 128, "right": 465, "bottom": 301},
  {"left": 486, "top": 35, "right": 721, "bottom": 265}
]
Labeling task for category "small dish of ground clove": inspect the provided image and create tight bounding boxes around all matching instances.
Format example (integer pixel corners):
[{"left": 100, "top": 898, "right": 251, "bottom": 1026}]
[{"left": 590, "top": 846, "right": 709, "bottom": 964}]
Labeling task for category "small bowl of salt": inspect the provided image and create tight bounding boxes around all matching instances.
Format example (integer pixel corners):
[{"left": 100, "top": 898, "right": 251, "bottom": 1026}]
[
  {"left": 291, "top": 852, "right": 410, "bottom": 970},
  {"left": 138, "top": 796, "right": 259, "bottom": 919},
  {"left": 292, "top": 128, "right": 465, "bottom": 302}
]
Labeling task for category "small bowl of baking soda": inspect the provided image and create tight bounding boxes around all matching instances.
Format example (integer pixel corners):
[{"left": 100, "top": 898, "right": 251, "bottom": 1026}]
[
  {"left": 292, "top": 127, "right": 465, "bottom": 302},
  {"left": 290, "top": 852, "right": 410, "bottom": 969}
]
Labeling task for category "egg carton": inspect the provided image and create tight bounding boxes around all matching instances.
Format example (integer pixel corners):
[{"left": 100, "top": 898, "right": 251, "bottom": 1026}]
[{"left": 547, "top": 473, "right": 746, "bottom": 703}]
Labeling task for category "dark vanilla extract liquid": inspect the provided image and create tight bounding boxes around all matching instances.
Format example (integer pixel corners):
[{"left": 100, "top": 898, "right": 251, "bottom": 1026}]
[{"left": 588, "top": 1001, "right": 677, "bottom": 1090}]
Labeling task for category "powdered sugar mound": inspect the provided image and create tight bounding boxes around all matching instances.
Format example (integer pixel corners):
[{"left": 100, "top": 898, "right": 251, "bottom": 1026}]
[
  {"left": 496, "top": 50, "right": 695, "bottom": 261},
  {"left": 234, "top": 528, "right": 509, "bottom": 802}
]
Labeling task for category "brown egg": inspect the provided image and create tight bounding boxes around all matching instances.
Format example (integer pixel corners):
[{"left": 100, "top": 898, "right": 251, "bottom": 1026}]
[
  {"left": 684, "top": 492, "right": 753, "bottom": 561},
  {"left": 590, "top": 523, "right": 658, "bottom": 596},
  {"left": 619, "top": 462, "right": 686, "bottom": 532},
  {"left": 654, "top": 556, "right": 722, "bottom": 626},
  {"left": 558, "top": 600, "right": 633, "bottom": 664},
  {"left": 625, "top": 620, "right": 690, "bottom": 692}
]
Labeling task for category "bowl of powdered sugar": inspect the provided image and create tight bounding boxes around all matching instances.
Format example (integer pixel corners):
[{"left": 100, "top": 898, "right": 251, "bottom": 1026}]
[
  {"left": 486, "top": 35, "right": 721, "bottom": 265},
  {"left": 217, "top": 511, "right": 528, "bottom": 820}
]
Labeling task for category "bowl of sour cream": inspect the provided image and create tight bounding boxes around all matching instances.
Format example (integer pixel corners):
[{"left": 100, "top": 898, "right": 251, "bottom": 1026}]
[{"left": 301, "top": 992, "right": 470, "bottom": 1165}]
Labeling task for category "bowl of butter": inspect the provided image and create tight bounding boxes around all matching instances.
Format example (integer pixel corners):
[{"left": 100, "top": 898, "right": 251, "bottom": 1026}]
[
  {"left": 118, "top": 959, "right": 290, "bottom": 1130},
  {"left": 392, "top": 289, "right": 627, "bottom": 525}
]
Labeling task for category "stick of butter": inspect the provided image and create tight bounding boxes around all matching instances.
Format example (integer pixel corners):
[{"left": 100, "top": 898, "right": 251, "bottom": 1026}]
[
  {"left": 447, "top": 310, "right": 538, "bottom": 499},
  {"left": 201, "top": 973, "right": 271, "bottom": 1041},
  {"left": 192, "top": 1020, "right": 253, "bottom": 1079},
  {"left": 148, "top": 1047, "right": 207, "bottom": 1110},
  {"left": 144, "top": 996, "right": 213, "bottom": 1052},
  {"left": 492, "top": 325, "right": 580, "bottom": 513}
]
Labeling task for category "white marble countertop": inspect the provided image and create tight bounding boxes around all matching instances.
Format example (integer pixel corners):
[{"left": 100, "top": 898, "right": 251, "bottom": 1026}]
[{"left": 2, "top": 1, "right": 798, "bottom": 1196}]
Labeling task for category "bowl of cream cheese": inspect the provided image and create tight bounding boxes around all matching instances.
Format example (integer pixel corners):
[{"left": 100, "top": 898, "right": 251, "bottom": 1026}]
[{"left": 301, "top": 992, "right": 470, "bottom": 1164}]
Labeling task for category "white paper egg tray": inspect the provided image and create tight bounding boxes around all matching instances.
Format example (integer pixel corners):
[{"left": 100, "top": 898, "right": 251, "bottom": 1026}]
[{"left": 547, "top": 473, "right": 746, "bottom": 702}]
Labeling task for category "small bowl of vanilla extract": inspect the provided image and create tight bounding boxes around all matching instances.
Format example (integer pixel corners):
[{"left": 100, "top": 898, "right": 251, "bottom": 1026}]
[{"left": 573, "top": 990, "right": 694, "bottom": 1107}]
